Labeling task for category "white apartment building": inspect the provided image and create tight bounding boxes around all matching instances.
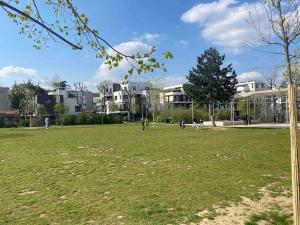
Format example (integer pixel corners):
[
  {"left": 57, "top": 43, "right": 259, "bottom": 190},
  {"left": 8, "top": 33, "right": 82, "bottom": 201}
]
[
  {"left": 160, "top": 84, "right": 192, "bottom": 109},
  {"left": 236, "top": 80, "right": 268, "bottom": 93},
  {"left": 94, "top": 81, "right": 121, "bottom": 113},
  {"left": 49, "top": 88, "right": 93, "bottom": 115},
  {"left": 95, "top": 81, "right": 153, "bottom": 115}
]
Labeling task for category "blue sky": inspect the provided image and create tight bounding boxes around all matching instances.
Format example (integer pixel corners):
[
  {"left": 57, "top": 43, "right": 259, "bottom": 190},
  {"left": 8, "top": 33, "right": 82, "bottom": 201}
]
[{"left": 0, "top": 0, "right": 285, "bottom": 90}]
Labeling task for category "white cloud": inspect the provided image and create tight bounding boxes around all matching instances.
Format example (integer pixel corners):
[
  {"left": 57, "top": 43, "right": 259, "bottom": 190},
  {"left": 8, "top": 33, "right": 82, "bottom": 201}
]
[
  {"left": 177, "top": 40, "right": 189, "bottom": 48},
  {"left": 0, "top": 65, "right": 38, "bottom": 79},
  {"left": 237, "top": 71, "right": 263, "bottom": 82},
  {"left": 133, "top": 32, "right": 161, "bottom": 43},
  {"left": 96, "top": 41, "right": 152, "bottom": 82},
  {"left": 154, "top": 75, "right": 187, "bottom": 87},
  {"left": 181, "top": 0, "right": 268, "bottom": 52}
]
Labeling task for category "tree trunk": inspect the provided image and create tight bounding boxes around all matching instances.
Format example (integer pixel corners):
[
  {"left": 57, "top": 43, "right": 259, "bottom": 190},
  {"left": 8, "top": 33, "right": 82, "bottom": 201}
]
[
  {"left": 288, "top": 84, "right": 300, "bottom": 225},
  {"left": 209, "top": 104, "right": 216, "bottom": 127},
  {"left": 29, "top": 115, "right": 32, "bottom": 127}
]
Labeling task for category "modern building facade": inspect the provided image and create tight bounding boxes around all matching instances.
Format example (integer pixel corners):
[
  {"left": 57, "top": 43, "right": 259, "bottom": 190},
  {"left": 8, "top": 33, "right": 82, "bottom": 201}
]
[
  {"left": 93, "top": 81, "right": 121, "bottom": 113},
  {"left": 236, "top": 80, "right": 268, "bottom": 93},
  {"left": 95, "top": 81, "right": 153, "bottom": 116},
  {"left": 47, "top": 88, "right": 93, "bottom": 115},
  {"left": 160, "top": 85, "right": 192, "bottom": 109},
  {"left": 0, "top": 87, "right": 10, "bottom": 111}
]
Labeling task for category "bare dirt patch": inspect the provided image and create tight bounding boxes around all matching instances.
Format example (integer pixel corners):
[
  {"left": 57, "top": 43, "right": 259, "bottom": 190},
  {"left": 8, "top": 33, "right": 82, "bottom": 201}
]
[{"left": 194, "top": 186, "right": 292, "bottom": 225}]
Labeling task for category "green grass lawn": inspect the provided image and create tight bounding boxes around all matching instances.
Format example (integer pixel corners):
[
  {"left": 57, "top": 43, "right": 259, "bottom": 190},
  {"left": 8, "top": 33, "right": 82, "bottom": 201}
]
[{"left": 0, "top": 124, "right": 293, "bottom": 225}]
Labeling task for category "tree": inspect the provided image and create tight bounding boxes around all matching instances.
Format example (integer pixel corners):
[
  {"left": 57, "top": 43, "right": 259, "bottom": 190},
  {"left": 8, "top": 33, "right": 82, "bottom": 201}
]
[
  {"left": 53, "top": 80, "right": 68, "bottom": 90},
  {"left": 8, "top": 81, "right": 46, "bottom": 126},
  {"left": 184, "top": 47, "right": 237, "bottom": 127},
  {"left": 49, "top": 75, "right": 69, "bottom": 90},
  {"left": 265, "top": 65, "right": 280, "bottom": 90},
  {"left": 248, "top": 0, "right": 300, "bottom": 222},
  {"left": 122, "top": 84, "right": 139, "bottom": 120},
  {"left": 97, "top": 81, "right": 109, "bottom": 124},
  {"left": 97, "top": 81, "right": 109, "bottom": 113},
  {"left": 73, "top": 82, "right": 87, "bottom": 113},
  {"left": 148, "top": 87, "right": 162, "bottom": 122},
  {"left": 265, "top": 65, "right": 280, "bottom": 121},
  {"left": 54, "top": 103, "right": 69, "bottom": 127},
  {"left": 0, "top": 0, "right": 172, "bottom": 81},
  {"left": 108, "top": 101, "right": 119, "bottom": 113},
  {"left": 282, "top": 50, "right": 300, "bottom": 86}
]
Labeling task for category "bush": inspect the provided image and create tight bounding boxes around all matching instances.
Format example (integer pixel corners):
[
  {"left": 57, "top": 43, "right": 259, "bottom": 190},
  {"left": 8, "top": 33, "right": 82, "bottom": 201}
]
[
  {"left": 157, "top": 107, "right": 209, "bottom": 124},
  {"left": 76, "top": 113, "right": 88, "bottom": 125},
  {"left": 19, "top": 118, "right": 29, "bottom": 127},
  {"left": 3, "top": 117, "right": 18, "bottom": 128},
  {"left": 103, "top": 114, "right": 123, "bottom": 124},
  {"left": 63, "top": 115, "right": 76, "bottom": 126},
  {"left": 93, "top": 114, "right": 104, "bottom": 124},
  {"left": 217, "top": 109, "right": 231, "bottom": 120},
  {"left": 0, "top": 118, "right": 5, "bottom": 128}
]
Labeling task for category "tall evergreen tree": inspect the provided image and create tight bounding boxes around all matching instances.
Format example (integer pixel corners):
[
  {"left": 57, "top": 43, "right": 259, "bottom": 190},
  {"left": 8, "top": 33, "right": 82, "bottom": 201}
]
[{"left": 184, "top": 47, "right": 237, "bottom": 127}]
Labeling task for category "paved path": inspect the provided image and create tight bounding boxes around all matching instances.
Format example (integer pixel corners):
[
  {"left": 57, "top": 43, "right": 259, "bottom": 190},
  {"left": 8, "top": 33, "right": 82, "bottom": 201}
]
[{"left": 228, "top": 123, "right": 299, "bottom": 128}]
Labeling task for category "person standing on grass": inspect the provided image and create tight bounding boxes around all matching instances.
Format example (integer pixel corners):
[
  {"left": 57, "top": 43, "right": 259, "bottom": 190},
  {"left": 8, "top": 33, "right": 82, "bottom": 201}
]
[
  {"left": 179, "top": 119, "right": 185, "bottom": 130},
  {"left": 181, "top": 119, "right": 185, "bottom": 130},
  {"left": 141, "top": 117, "right": 145, "bottom": 131},
  {"left": 45, "top": 117, "right": 49, "bottom": 129},
  {"left": 145, "top": 118, "right": 150, "bottom": 129},
  {"left": 245, "top": 115, "right": 249, "bottom": 126},
  {"left": 199, "top": 118, "right": 203, "bottom": 128},
  {"left": 192, "top": 118, "right": 200, "bottom": 129}
]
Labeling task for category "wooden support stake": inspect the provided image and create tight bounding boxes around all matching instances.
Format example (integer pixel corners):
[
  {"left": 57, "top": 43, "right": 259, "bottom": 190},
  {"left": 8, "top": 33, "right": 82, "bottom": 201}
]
[{"left": 288, "top": 83, "right": 300, "bottom": 225}]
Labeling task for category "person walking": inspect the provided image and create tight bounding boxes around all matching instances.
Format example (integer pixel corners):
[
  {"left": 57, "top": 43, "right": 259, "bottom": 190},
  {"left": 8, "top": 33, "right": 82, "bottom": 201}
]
[
  {"left": 45, "top": 117, "right": 49, "bottom": 129},
  {"left": 145, "top": 118, "right": 150, "bottom": 129}
]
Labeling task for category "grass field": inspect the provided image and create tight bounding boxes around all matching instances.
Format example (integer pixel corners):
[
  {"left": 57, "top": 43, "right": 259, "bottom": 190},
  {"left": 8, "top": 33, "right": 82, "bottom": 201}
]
[{"left": 0, "top": 124, "right": 293, "bottom": 225}]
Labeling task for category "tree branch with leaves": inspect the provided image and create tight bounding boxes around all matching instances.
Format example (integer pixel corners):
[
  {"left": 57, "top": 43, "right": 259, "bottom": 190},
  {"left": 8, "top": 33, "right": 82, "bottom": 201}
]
[{"left": 0, "top": 0, "right": 173, "bottom": 81}]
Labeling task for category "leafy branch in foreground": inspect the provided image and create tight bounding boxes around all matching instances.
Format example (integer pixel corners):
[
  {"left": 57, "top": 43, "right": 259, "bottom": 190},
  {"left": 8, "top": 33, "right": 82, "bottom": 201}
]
[{"left": 0, "top": 0, "right": 173, "bottom": 81}]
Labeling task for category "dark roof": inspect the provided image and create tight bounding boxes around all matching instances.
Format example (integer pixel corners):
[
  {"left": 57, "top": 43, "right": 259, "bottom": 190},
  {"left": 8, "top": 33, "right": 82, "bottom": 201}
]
[{"left": 0, "top": 111, "right": 19, "bottom": 116}]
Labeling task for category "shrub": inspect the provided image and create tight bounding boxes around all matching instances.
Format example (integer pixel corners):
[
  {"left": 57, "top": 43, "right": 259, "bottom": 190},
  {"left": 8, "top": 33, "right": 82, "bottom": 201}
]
[
  {"left": 87, "top": 115, "right": 95, "bottom": 125},
  {"left": 76, "top": 113, "right": 88, "bottom": 125},
  {"left": 0, "top": 118, "right": 5, "bottom": 128},
  {"left": 19, "top": 118, "right": 29, "bottom": 127},
  {"left": 4, "top": 117, "right": 18, "bottom": 128},
  {"left": 103, "top": 114, "right": 123, "bottom": 124},
  {"left": 63, "top": 115, "right": 76, "bottom": 126},
  {"left": 94, "top": 114, "right": 104, "bottom": 124},
  {"left": 217, "top": 109, "right": 231, "bottom": 120},
  {"left": 157, "top": 107, "right": 209, "bottom": 124}
]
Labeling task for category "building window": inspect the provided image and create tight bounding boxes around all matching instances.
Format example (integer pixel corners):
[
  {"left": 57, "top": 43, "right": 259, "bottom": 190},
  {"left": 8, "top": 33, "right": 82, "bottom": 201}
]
[
  {"left": 75, "top": 106, "right": 81, "bottom": 112},
  {"left": 115, "top": 96, "right": 117, "bottom": 100},
  {"left": 133, "top": 86, "right": 136, "bottom": 91},
  {"left": 68, "top": 92, "right": 75, "bottom": 98}
]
